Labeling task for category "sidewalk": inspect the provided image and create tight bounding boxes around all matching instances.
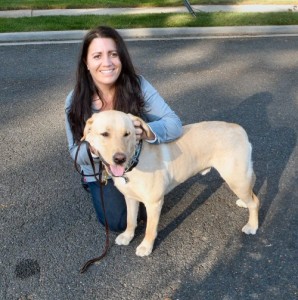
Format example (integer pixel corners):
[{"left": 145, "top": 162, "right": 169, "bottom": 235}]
[
  {"left": 0, "top": 5, "right": 297, "bottom": 18},
  {"left": 0, "top": 5, "right": 297, "bottom": 43}
]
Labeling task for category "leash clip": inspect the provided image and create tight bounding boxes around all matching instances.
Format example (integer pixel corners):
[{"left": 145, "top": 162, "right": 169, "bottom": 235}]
[{"left": 101, "top": 170, "right": 109, "bottom": 185}]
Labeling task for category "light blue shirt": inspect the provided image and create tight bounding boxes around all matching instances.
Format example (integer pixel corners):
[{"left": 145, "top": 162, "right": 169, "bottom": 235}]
[{"left": 65, "top": 75, "right": 183, "bottom": 181}]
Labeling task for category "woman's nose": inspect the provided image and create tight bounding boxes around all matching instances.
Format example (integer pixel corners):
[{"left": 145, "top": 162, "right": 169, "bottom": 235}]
[{"left": 102, "top": 54, "right": 112, "bottom": 65}]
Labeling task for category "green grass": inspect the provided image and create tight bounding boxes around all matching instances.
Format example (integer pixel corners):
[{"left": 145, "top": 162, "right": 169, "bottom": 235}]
[
  {"left": 1, "top": 12, "right": 297, "bottom": 33},
  {"left": 1, "top": 1, "right": 297, "bottom": 33},
  {"left": 0, "top": 0, "right": 297, "bottom": 10}
]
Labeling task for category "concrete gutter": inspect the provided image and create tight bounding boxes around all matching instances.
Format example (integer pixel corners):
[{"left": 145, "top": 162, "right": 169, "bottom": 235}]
[{"left": 1, "top": 26, "right": 298, "bottom": 44}]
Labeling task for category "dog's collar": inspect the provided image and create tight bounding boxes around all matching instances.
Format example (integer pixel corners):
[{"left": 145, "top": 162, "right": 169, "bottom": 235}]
[{"left": 124, "top": 140, "right": 143, "bottom": 173}]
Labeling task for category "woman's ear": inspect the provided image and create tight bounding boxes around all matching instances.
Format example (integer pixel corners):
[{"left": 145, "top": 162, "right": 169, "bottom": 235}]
[{"left": 81, "top": 117, "right": 94, "bottom": 141}]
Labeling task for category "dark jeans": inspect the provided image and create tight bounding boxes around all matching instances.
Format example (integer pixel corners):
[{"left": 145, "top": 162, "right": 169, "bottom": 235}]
[{"left": 88, "top": 180, "right": 127, "bottom": 232}]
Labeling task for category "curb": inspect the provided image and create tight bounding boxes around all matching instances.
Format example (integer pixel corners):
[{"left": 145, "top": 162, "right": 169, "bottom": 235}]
[{"left": 1, "top": 26, "right": 298, "bottom": 43}]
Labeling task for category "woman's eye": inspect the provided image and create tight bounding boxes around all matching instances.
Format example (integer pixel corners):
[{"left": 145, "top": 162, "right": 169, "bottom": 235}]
[{"left": 110, "top": 52, "right": 118, "bottom": 58}]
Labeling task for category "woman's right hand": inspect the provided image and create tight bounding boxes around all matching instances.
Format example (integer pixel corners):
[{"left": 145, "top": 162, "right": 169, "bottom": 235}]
[{"left": 89, "top": 145, "right": 100, "bottom": 158}]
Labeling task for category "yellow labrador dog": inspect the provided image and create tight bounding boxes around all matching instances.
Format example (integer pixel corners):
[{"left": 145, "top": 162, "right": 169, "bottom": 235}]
[{"left": 82, "top": 110, "right": 259, "bottom": 257}]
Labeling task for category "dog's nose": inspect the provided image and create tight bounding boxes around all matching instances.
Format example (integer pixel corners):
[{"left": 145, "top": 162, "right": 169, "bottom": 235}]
[{"left": 113, "top": 153, "right": 127, "bottom": 165}]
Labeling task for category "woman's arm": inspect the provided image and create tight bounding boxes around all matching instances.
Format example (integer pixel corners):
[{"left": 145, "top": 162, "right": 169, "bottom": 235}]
[
  {"left": 140, "top": 76, "right": 183, "bottom": 144},
  {"left": 65, "top": 91, "right": 95, "bottom": 165}
]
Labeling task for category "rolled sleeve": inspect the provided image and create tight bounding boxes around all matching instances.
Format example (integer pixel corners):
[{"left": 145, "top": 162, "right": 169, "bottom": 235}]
[
  {"left": 65, "top": 91, "right": 101, "bottom": 180},
  {"left": 140, "top": 76, "right": 183, "bottom": 144}
]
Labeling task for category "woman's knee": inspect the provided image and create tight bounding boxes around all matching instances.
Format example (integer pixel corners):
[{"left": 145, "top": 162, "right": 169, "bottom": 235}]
[{"left": 88, "top": 180, "right": 127, "bottom": 232}]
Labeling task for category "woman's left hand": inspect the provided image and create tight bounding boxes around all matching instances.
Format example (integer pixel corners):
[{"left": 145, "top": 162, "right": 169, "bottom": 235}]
[
  {"left": 133, "top": 120, "right": 145, "bottom": 141},
  {"left": 133, "top": 120, "right": 155, "bottom": 141}
]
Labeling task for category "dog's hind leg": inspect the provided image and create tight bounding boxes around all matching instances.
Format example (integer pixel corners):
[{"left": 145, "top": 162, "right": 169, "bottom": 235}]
[
  {"left": 216, "top": 157, "right": 259, "bottom": 235},
  {"left": 115, "top": 198, "right": 139, "bottom": 246},
  {"left": 234, "top": 189, "right": 259, "bottom": 235},
  {"left": 136, "top": 198, "right": 164, "bottom": 257}
]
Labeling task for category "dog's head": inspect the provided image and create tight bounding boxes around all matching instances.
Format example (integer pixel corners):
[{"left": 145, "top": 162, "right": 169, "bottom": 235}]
[{"left": 81, "top": 110, "right": 150, "bottom": 177}]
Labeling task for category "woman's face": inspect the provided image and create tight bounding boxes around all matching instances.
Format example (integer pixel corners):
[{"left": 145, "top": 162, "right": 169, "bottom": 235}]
[{"left": 86, "top": 37, "right": 122, "bottom": 90}]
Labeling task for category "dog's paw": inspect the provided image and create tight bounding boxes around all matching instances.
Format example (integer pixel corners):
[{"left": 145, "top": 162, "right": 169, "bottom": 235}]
[
  {"left": 236, "top": 199, "right": 248, "bottom": 208},
  {"left": 136, "top": 241, "right": 153, "bottom": 257},
  {"left": 115, "top": 232, "right": 134, "bottom": 246},
  {"left": 242, "top": 223, "right": 258, "bottom": 235}
]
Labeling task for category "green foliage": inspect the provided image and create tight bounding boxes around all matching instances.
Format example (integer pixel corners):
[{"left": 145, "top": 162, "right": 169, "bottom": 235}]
[
  {"left": 1, "top": 12, "right": 297, "bottom": 33},
  {"left": 0, "top": 0, "right": 297, "bottom": 10}
]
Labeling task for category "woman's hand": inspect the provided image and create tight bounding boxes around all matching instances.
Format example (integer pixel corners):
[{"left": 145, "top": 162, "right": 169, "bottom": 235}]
[
  {"left": 133, "top": 120, "right": 155, "bottom": 141},
  {"left": 89, "top": 145, "right": 100, "bottom": 158}
]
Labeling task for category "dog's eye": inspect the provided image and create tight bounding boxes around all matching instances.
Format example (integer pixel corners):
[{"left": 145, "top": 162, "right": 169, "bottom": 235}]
[
  {"left": 101, "top": 132, "right": 109, "bottom": 137},
  {"left": 124, "top": 131, "right": 130, "bottom": 137}
]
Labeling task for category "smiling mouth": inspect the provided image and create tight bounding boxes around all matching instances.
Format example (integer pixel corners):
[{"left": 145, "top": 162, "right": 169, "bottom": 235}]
[{"left": 100, "top": 69, "right": 114, "bottom": 74}]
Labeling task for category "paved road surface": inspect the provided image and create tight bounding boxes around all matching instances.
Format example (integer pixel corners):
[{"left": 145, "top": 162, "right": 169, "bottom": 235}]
[{"left": 0, "top": 35, "right": 297, "bottom": 299}]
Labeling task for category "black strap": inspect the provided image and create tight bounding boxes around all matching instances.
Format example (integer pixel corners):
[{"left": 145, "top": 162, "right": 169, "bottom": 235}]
[
  {"left": 74, "top": 141, "right": 110, "bottom": 273},
  {"left": 74, "top": 141, "right": 101, "bottom": 178},
  {"left": 80, "top": 160, "right": 110, "bottom": 273}
]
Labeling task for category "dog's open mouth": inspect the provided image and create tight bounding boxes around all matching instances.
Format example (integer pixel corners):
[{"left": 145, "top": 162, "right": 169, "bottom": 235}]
[{"left": 107, "top": 164, "right": 126, "bottom": 177}]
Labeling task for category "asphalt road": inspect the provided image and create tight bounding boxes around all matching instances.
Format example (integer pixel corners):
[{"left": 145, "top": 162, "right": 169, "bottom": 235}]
[{"left": 0, "top": 36, "right": 297, "bottom": 300}]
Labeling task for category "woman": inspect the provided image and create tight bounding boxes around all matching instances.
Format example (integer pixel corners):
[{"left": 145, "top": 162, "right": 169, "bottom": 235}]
[{"left": 65, "top": 26, "right": 182, "bottom": 232}]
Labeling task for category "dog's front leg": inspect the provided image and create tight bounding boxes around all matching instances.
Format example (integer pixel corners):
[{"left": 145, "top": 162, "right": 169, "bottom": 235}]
[
  {"left": 115, "top": 198, "right": 139, "bottom": 246},
  {"left": 136, "top": 198, "right": 163, "bottom": 257}
]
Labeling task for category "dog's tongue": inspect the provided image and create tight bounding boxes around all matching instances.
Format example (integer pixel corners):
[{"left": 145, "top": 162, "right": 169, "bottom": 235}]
[{"left": 110, "top": 165, "right": 125, "bottom": 177}]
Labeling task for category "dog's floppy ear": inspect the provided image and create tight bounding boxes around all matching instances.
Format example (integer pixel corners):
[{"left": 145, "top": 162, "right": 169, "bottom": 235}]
[
  {"left": 81, "top": 117, "right": 94, "bottom": 141},
  {"left": 128, "top": 113, "right": 152, "bottom": 138}
]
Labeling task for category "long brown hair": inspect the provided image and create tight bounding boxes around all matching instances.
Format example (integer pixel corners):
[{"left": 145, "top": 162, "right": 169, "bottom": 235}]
[{"left": 68, "top": 26, "right": 145, "bottom": 143}]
